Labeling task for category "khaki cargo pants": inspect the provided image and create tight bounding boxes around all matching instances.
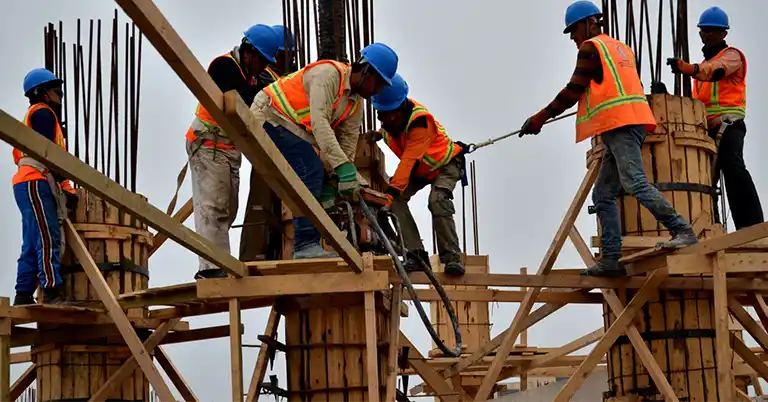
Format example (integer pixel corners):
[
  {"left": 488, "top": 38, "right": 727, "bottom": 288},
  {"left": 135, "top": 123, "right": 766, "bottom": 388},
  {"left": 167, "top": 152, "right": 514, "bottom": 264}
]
[{"left": 389, "top": 158, "right": 463, "bottom": 263}]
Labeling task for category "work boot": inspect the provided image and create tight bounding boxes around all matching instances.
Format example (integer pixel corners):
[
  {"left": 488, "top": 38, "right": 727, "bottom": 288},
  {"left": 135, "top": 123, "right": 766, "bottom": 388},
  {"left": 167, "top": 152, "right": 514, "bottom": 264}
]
[
  {"left": 13, "top": 293, "right": 35, "bottom": 306},
  {"left": 194, "top": 269, "right": 228, "bottom": 280},
  {"left": 293, "top": 243, "right": 340, "bottom": 259},
  {"left": 42, "top": 287, "right": 76, "bottom": 305},
  {"left": 656, "top": 227, "right": 699, "bottom": 249},
  {"left": 403, "top": 249, "right": 430, "bottom": 273},
  {"left": 444, "top": 261, "right": 465, "bottom": 276},
  {"left": 580, "top": 257, "right": 627, "bottom": 277}
]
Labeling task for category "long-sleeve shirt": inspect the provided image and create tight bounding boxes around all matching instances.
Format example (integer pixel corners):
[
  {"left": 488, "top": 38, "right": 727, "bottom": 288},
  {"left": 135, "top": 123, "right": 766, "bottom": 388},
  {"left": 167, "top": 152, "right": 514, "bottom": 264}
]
[
  {"left": 208, "top": 48, "right": 262, "bottom": 107},
  {"left": 252, "top": 62, "right": 364, "bottom": 172},
  {"left": 28, "top": 106, "right": 67, "bottom": 183},
  {"left": 541, "top": 41, "right": 603, "bottom": 119},
  {"left": 694, "top": 48, "right": 744, "bottom": 82},
  {"left": 387, "top": 116, "right": 432, "bottom": 192}
]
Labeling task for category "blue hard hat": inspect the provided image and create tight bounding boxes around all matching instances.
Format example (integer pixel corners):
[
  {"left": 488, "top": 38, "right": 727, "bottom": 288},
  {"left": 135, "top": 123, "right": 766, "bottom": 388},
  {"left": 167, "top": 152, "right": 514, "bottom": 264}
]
[
  {"left": 371, "top": 73, "right": 408, "bottom": 111},
  {"left": 359, "top": 42, "right": 398, "bottom": 86},
  {"left": 698, "top": 6, "right": 729, "bottom": 29},
  {"left": 23, "top": 68, "right": 62, "bottom": 96},
  {"left": 563, "top": 1, "right": 602, "bottom": 34},
  {"left": 271, "top": 25, "right": 296, "bottom": 51},
  {"left": 243, "top": 24, "right": 281, "bottom": 63}
]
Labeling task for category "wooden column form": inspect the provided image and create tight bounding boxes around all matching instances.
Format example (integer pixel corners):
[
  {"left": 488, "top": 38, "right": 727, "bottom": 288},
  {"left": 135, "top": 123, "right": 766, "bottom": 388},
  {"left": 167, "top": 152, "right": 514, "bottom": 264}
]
[{"left": 0, "top": 298, "right": 10, "bottom": 402}]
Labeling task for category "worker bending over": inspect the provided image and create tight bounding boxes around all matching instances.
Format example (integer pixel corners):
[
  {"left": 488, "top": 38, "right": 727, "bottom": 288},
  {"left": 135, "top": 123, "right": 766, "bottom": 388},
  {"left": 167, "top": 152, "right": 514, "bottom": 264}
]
[
  {"left": 370, "top": 74, "right": 466, "bottom": 276},
  {"left": 251, "top": 42, "right": 399, "bottom": 259},
  {"left": 13, "top": 68, "right": 79, "bottom": 305},
  {"left": 667, "top": 6, "right": 763, "bottom": 230},
  {"left": 187, "top": 24, "right": 280, "bottom": 279},
  {"left": 519, "top": 1, "right": 698, "bottom": 277},
  {"left": 263, "top": 24, "right": 295, "bottom": 81}
]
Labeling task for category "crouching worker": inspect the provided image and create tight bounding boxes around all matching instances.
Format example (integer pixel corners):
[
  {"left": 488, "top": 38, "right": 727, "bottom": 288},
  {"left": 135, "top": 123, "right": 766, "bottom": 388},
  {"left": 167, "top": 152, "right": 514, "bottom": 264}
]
[
  {"left": 370, "top": 73, "right": 466, "bottom": 276},
  {"left": 251, "top": 42, "right": 399, "bottom": 259},
  {"left": 13, "top": 68, "right": 79, "bottom": 305}
]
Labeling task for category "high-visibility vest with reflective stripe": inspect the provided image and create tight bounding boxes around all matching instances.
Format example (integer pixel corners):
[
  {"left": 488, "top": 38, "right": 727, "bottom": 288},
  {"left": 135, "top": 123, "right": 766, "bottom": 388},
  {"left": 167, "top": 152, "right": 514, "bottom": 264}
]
[
  {"left": 262, "top": 59, "right": 362, "bottom": 133},
  {"left": 264, "top": 66, "right": 281, "bottom": 82},
  {"left": 380, "top": 99, "right": 462, "bottom": 180},
  {"left": 185, "top": 52, "right": 252, "bottom": 149},
  {"left": 693, "top": 46, "right": 747, "bottom": 121},
  {"left": 12, "top": 103, "right": 75, "bottom": 193},
  {"left": 575, "top": 34, "right": 656, "bottom": 143}
]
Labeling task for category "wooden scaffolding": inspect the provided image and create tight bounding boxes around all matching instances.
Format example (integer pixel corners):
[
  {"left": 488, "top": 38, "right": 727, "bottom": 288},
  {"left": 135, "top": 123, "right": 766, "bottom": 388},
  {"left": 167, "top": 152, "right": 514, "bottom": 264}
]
[{"left": 2, "top": 1, "right": 768, "bottom": 402}]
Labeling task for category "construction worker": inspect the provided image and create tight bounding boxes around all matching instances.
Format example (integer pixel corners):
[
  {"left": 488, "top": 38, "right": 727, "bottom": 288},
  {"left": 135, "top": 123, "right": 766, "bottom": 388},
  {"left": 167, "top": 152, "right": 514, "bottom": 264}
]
[
  {"left": 187, "top": 24, "right": 281, "bottom": 279},
  {"left": 13, "top": 68, "right": 79, "bottom": 305},
  {"left": 369, "top": 73, "right": 466, "bottom": 275},
  {"left": 267, "top": 24, "right": 296, "bottom": 79},
  {"left": 519, "top": 0, "right": 698, "bottom": 277},
  {"left": 250, "top": 42, "right": 399, "bottom": 259},
  {"left": 667, "top": 6, "right": 764, "bottom": 230}
]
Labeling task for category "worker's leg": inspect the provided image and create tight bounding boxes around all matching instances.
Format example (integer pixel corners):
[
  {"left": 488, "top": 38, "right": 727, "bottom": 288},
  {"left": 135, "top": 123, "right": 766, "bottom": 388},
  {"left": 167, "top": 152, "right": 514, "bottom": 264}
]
[
  {"left": 263, "top": 123, "right": 337, "bottom": 259},
  {"left": 713, "top": 121, "right": 764, "bottom": 230},
  {"left": 188, "top": 140, "right": 242, "bottom": 278},
  {"left": 429, "top": 159, "right": 464, "bottom": 275},
  {"left": 390, "top": 180, "right": 428, "bottom": 270},
  {"left": 606, "top": 124, "right": 697, "bottom": 246},
  {"left": 14, "top": 181, "right": 42, "bottom": 304}
]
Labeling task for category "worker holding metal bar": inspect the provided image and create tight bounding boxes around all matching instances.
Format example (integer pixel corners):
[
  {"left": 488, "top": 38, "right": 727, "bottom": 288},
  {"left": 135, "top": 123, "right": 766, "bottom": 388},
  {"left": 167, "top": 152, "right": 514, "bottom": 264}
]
[
  {"left": 518, "top": 1, "right": 698, "bottom": 277},
  {"left": 667, "top": 6, "right": 764, "bottom": 231},
  {"left": 186, "top": 24, "right": 281, "bottom": 280},
  {"left": 368, "top": 73, "right": 467, "bottom": 276},
  {"left": 13, "top": 68, "right": 79, "bottom": 305},
  {"left": 250, "top": 42, "right": 399, "bottom": 259}
]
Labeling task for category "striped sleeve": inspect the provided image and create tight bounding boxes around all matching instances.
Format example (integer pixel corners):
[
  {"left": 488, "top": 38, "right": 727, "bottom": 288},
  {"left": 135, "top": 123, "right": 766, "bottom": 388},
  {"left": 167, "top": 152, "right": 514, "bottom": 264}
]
[{"left": 542, "top": 41, "right": 603, "bottom": 118}]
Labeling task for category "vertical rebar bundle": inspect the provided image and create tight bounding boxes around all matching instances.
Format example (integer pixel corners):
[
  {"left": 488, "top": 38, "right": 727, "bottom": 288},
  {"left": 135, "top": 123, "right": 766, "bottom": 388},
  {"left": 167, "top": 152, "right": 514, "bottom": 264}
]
[{"left": 42, "top": 10, "right": 143, "bottom": 191}]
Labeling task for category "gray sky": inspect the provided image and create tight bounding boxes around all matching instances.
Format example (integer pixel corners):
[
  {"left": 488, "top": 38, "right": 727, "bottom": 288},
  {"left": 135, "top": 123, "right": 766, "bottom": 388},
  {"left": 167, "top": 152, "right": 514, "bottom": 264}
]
[{"left": 1, "top": 1, "right": 767, "bottom": 401}]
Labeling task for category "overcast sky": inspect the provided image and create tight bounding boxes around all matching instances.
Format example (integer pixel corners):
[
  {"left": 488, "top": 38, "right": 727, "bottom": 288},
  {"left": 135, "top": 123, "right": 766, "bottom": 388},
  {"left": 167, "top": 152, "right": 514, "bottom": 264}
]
[{"left": 1, "top": 1, "right": 766, "bottom": 401}]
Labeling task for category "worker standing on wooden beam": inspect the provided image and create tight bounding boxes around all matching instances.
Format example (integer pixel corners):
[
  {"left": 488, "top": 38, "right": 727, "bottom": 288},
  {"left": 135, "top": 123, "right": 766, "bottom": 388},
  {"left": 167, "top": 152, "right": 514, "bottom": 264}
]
[
  {"left": 518, "top": 1, "right": 699, "bottom": 277},
  {"left": 12, "top": 68, "right": 79, "bottom": 305},
  {"left": 250, "top": 42, "right": 399, "bottom": 259},
  {"left": 186, "top": 24, "right": 281, "bottom": 280},
  {"left": 369, "top": 73, "right": 467, "bottom": 276},
  {"left": 667, "top": 6, "right": 764, "bottom": 231}
]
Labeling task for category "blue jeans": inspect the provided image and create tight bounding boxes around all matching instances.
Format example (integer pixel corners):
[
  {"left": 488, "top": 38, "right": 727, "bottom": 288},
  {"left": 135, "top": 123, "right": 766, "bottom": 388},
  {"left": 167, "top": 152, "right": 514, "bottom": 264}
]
[
  {"left": 263, "top": 123, "right": 325, "bottom": 252},
  {"left": 14, "top": 180, "right": 63, "bottom": 294},
  {"left": 593, "top": 124, "right": 690, "bottom": 259}
]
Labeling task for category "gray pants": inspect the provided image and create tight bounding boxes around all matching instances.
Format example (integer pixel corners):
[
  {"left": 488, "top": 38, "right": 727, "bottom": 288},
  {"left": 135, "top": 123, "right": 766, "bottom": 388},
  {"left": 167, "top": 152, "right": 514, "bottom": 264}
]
[
  {"left": 390, "top": 158, "right": 463, "bottom": 263},
  {"left": 186, "top": 140, "right": 242, "bottom": 272}
]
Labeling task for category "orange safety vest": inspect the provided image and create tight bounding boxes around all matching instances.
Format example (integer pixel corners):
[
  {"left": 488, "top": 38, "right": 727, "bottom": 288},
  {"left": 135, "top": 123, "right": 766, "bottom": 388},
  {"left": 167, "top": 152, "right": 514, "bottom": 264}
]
[
  {"left": 186, "top": 52, "right": 254, "bottom": 149},
  {"left": 692, "top": 46, "right": 747, "bottom": 121},
  {"left": 264, "top": 66, "right": 282, "bottom": 82},
  {"left": 575, "top": 34, "right": 656, "bottom": 143},
  {"left": 380, "top": 99, "right": 462, "bottom": 180},
  {"left": 13, "top": 103, "right": 75, "bottom": 193},
  {"left": 261, "top": 59, "right": 362, "bottom": 133}
]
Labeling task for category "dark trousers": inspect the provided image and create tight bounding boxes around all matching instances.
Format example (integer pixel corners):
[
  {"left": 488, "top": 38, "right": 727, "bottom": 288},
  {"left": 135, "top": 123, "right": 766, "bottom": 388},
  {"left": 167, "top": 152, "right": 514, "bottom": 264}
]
[{"left": 710, "top": 120, "right": 764, "bottom": 230}]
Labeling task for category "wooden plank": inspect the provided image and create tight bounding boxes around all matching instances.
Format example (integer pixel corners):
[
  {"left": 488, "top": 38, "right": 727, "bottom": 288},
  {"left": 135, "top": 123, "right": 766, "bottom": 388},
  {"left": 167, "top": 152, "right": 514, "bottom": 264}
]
[
  {"left": 363, "top": 253, "right": 380, "bottom": 401},
  {"left": 155, "top": 347, "right": 199, "bottom": 402},
  {"left": 110, "top": 0, "right": 363, "bottom": 272},
  {"left": 385, "top": 285, "right": 403, "bottom": 402},
  {"left": 732, "top": 334, "right": 768, "bottom": 381},
  {"left": 9, "top": 364, "right": 35, "bottom": 401},
  {"left": 749, "top": 293, "right": 768, "bottom": 332},
  {"left": 196, "top": 271, "right": 388, "bottom": 299},
  {"left": 409, "top": 289, "right": 602, "bottom": 304},
  {"left": 677, "top": 221, "right": 768, "bottom": 256},
  {"left": 229, "top": 299, "right": 243, "bottom": 402},
  {"left": 400, "top": 333, "right": 459, "bottom": 402},
  {"left": 473, "top": 160, "right": 600, "bottom": 402},
  {"left": 245, "top": 307, "right": 280, "bottom": 402},
  {"left": 150, "top": 197, "right": 193, "bottom": 257},
  {"left": 713, "top": 250, "right": 734, "bottom": 402},
  {"left": 0, "top": 110, "right": 247, "bottom": 278},
  {"left": 553, "top": 268, "right": 668, "bottom": 402},
  {"left": 728, "top": 297, "right": 768, "bottom": 352},
  {"left": 0, "top": 299, "right": 9, "bottom": 402},
  {"left": 666, "top": 252, "right": 768, "bottom": 275}
]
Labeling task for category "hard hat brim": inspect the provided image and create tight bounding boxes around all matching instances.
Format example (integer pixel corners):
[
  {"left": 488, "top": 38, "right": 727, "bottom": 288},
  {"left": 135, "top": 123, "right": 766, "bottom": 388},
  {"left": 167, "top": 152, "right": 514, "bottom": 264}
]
[
  {"left": 563, "top": 12, "right": 602, "bottom": 34},
  {"left": 697, "top": 22, "right": 729, "bottom": 29},
  {"left": 367, "top": 63, "right": 393, "bottom": 86}
]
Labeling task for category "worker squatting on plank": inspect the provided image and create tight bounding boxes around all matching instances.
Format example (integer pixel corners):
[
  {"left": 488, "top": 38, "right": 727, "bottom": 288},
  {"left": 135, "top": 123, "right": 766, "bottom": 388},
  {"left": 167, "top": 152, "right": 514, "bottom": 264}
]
[
  {"left": 12, "top": 68, "right": 80, "bottom": 305},
  {"left": 367, "top": 74, "right": 469, "bottom": 276},
  {"left": 667, "top": 6, "right": 764, "bottom": 231},
  {"left": 518, "top": 0, "right": 702, "bottom": 277}
]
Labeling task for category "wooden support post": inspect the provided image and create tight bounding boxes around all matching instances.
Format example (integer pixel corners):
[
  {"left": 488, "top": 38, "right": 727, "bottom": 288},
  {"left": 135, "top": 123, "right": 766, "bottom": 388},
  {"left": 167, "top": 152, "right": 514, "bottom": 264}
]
[
  {"left": 155, "top": 347, "right": 200, "bottom": 402},
  {"left": 9, "top": 364, "right": 35, "bottom": 401},
  {"left": 519, "top": 267, "right": 528, "bottom": 392},
  {"left": 713, "top": 250, "right": 734, "bottom": 402},
  {"left": 363, "top": 253, "right": 380, "bottom": 401},
  {"left": 385, "top": 285, "right": 403, "bottom": 402},
  {"left": 0, "top": 298, "right": 9, "bottom": 402},
  {"left": 473, "top": 160, "right": 600, "bottom": 402},
  {"left": 230, "top": 298, "right": 243, "bottom": 402},
  {"left": 553, "top": 268, "right": 668, "bottom": 402},
  {"left": 150, "top": 197, "right": 193, "bottom": 257},
  {"left": 64, "top": 219, "right": 176, "bottom": 402},
  {"left": 246, "top": 307, "right": 280, "bottom": 402}
]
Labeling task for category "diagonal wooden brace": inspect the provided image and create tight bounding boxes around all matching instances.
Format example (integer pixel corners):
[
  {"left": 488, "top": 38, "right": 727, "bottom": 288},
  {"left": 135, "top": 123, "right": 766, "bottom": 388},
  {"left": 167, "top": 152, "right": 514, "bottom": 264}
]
[
  {"left": 246, "top": 307, "right": 281, "bottom": 402},
  {"left": 155, "top": 346, "right": 200, "bottom": 402}
]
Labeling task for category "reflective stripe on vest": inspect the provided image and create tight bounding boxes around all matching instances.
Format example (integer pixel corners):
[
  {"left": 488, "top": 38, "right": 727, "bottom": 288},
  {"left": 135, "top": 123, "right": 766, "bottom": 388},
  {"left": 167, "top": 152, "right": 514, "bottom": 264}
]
[
  {"left": 13, "top": 103, "right": 74, "bottom": 190},
  {"left": 264, "top": 66, "right": 281, "bottom": 82},
  {"left": 262, "top": 59, "right": 362, "bottom": 133},
  {"left": 575, "top": 35, "right": 656, "bottom": 143},
  {"left": 693, "top": 47, "right": 747, "bottom": 119},
  {"left": 14, "top": 103, "right": 66, "bottom": 164},
  {"left": 380, "top": 99, "right": 462, "bottom": 177}
]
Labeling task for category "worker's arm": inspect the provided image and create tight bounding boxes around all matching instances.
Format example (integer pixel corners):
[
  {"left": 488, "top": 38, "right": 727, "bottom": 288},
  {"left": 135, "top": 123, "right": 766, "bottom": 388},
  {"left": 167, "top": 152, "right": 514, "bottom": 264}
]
[
  {"left": 694, "top": 48, "right": 743, "bottom": 82},
  {"left": 335, "top": 104, "right": 365, "bottom": 165},
  {"left": 539, "top": 41, "right": 601, "bottom": 120},
  {"left": 29, "top": 108, "right": 68, "bottom": 183},
  {"left": 208, "top": 57, "right": 262, "bottom": 106},
  {"left": 387, "top": 117, "right": 434, "bottom": 195},
  {"left": 304, "top": 64, "right": 350, "bottom": 169}
]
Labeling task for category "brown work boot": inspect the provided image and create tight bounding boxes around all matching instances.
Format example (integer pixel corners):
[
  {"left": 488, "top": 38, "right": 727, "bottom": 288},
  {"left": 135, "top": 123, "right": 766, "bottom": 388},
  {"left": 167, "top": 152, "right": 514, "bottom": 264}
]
[
  {"left": 42, "top": 287, "right": 77, "bottom": 306},
  {"left": 403, "top": 249, "right": 430, "bottom": 273},
  {"left": 580, "top": 257, "right": 626, "bottom": 277}
]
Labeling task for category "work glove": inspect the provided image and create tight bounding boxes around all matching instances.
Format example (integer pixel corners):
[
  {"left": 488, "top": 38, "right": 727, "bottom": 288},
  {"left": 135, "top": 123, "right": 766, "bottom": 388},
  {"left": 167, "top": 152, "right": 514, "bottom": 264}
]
[
  {"left": 382, "top": 186, "right": 400, "bottom": 212},
  {"left": 363, "top": 130, "right": 382, "bottom": 144},
  {"left": 65, "top": 192, "right": 79, "bottom": 211},
  {"left": 666, "top": 58, "right": 699, "bottom": 77},
  {"left": 518, "top": 110, "right": 549, "bottom": 137},
  {"left": 334, "top": 162, "right": 360, "bottom": 200},
  {"left": 319, "top": 182, "right": 338, "bottom": 212}
]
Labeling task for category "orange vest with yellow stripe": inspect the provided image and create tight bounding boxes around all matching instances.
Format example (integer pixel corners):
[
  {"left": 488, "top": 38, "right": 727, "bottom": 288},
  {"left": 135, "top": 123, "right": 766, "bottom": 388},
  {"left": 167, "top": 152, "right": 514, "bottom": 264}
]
[
  {"left": 380, "top": 99, "right": 462, "bottom": 180},
  {"left": 261, "top": 60, "right": 362, "bottom": 133},
  {"left": 575, "top": 34, "right": 656, "bottom": 143},
  {"left": 13, "top": 103, "right": 75, "bottom": 193},
  {"left": 692, "top": 46, "right": 747, "bottom": 121}
]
